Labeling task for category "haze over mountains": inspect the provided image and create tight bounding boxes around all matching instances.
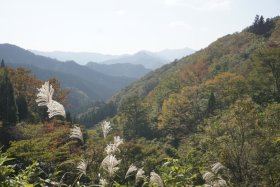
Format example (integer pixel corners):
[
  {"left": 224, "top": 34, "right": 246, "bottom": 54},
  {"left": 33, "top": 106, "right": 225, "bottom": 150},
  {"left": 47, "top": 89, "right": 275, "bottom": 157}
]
[
  {"left": 86, "top": 62, "right": 150, "bottom": 78},
  {"left": 0, "top": 43, "right": 194, "bottom": 114},
  {"left": 0, "top": 44, "right": 135, "bottom": 113},
  {"left": 32, "top": 50, "right": 123, "bottom": 65},
  {"left": 32, "top": 47, "right": 195, "bottom": 69}
]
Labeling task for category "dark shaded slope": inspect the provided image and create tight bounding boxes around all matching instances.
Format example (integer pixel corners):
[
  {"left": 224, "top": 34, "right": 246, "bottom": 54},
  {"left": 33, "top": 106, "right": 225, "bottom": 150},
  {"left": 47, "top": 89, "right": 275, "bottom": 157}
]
[
  {"left": 0, "top": 44, "right": 135, "bottom": 101},
  {"left": 86, "top": 62, "right": 151, "bottom": 78}
]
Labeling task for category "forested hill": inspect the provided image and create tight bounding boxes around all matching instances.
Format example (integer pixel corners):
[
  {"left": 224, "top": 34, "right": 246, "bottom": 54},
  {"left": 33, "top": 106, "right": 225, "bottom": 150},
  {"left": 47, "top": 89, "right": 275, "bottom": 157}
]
[
  {"left": 111, "top": 16, "right": 280, "bottom": 108},
  {"left": 95, "top": 16, "right": 280, "bottom": 186},
  {"left": 0, "top": 15, "right": 280, "bottom": 187}
]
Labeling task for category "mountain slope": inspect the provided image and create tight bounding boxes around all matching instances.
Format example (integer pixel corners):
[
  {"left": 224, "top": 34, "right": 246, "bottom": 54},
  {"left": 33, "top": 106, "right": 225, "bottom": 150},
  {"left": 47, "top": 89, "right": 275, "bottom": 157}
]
[
  {"left": 0, "top": 44, "right": 135, "bottom": 113},
  {"left": 31, "top": 50, "right": 123, "bottom": 65},
  {"left": 104, "top": 16, "right": 280, "bottom": 187},
  {"left": 102, "top": 51, "right": 168, "bottom": 69},
  {"left": 86, "top": 62, "right": 151, "bottom": 78},
  {"left": 111, "top": 16, "right": 280, "bottom": 108}
]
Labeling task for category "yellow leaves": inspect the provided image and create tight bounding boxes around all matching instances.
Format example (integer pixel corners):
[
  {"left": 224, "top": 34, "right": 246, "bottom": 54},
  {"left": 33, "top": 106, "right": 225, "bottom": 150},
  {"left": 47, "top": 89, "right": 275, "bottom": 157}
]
[
  {"left": 205, "top": 72, "right": 244, "bottom": 88},
  {"left": 274, "top": 134, "right": 280, "bottom": 143},
  {"left": 158, "top": 71, "right": 250, "bottom": 137},
  {"left": 204, "top": 72, "right": 248, "bottom": 106},
  {"left": 159, "top": 85, "right": 205, "bottom": 135}
]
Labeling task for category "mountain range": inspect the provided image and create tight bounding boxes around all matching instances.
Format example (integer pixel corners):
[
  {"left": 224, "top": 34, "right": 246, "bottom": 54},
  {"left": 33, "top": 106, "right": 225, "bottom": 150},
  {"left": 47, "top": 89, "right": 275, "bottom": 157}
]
[
  {"left": 0, "top": 44, "right": 135, "bottom": 114},
  {"left": 86, "top": 62, "right": 150, "bottom": 78},
  {"left": 0, "top": 44, "right": 194, "bottom": 114},
  {"left": 32, "top": 50, "right": 123, "bottom": 65},
  {"left": 32, "top": 47, "right": 195, "bottom": 69}
]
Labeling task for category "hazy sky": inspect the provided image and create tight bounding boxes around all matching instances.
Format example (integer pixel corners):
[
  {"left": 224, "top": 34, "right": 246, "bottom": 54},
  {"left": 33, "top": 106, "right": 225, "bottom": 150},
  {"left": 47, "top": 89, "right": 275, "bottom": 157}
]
[{"left": 0, "top": 0, "right": 279, "bottom": 54}]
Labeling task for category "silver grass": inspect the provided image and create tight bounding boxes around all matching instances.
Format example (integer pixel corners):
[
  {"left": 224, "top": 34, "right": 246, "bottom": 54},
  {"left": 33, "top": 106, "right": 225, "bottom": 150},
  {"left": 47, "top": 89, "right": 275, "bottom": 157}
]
[
  {"left": 99, "top": 178, "right": 108, "bottom": 187},
  {"left": 125, "top": 164, "right": 138, "bottom": 179},
  {"left": 211, "top": 162, "right": 226, "bottom": 174},
  {"left": 104, "top": 136, "right": 124, "bottom": 155},
  {"left": 36, "top": 81, "right": 66, "bottom": 118},
  {"left": 135, "top": 168, "right": 145, "bottom": 183},
  {"left": 36, "top": 81, "right": 53, "bottom": 106},
  {"left": 69, "top": 125, "right": 84, "bottom": 144},
  {"left": 47, "top": 100, "right": 66, "bottom": 118},
  {"left": 105, "top": 143, "right": 119, "bottom": 155},
  {"left": 77, "top": 159, "right": 88, "bottom": 176},
  {"left": 101, "top": 155, "right": 121, "bottom": 177},
  {"left": 150, "top": 171, "right": 164, "bottom": 187},
  {"left": 101, "top": 121, "right": 111, "bottom": 138},
  {"left": 213, "top": 179, "right": 227, "bottom": 187},
  {"left": 162, "top": 161, "right": 170, "bottom": 167},
  {"left": 202, "top": 171, "right": 215, "bottom": 183},
  {"left": 203, "top": 163, "right": 227, "bottom": 187},
  {"left": 113, "top": 136, "right": 123, "bottom": 147}
]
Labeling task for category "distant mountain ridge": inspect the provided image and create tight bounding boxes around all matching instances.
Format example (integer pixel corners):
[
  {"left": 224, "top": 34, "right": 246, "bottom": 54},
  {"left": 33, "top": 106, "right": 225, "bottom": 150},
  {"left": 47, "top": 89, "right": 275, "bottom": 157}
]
[
  {"left": 31, "top": 50, "right": 125, "bottom": 65},
  {"left": 154, "top": 47, "right": 195, "bottom": 61},
  {"left": 101, "top": 51, "right": 168, "bottom": 69},
  {"left": 0, "top": 43, "right": 135, "bottom": 114},
  {"left": 86, "top": 62, "right": 150, "bottom": 78},
  {"left": 32, "top": 47, "right": 195, "bottom": 69},
  {"left": 1, "top": 44, "right": 194, "bottom": 114}
]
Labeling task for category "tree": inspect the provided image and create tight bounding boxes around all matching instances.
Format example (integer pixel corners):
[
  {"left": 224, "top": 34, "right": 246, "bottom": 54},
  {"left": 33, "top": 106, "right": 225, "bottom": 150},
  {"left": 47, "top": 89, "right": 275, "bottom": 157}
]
[
  {"left": 0, "top": 63, "right": 18, "bottom": 125},
  {"left": 159, "top": 85, "right": 206, "bottom": 146},
  {"left": 204, "top": 72, "right": 248, "bottom": 109},
  {"left": 180, "top": 62, "right": 208, "bottom": 86},
  {"left": 253, "top": 15, "right": 260, "bottom": 25},
  {"left": 153, "top": 75, "right": 182, "bottom": 112},
  {"left": 203, "top": 97, "right": 280, "bottom": 186},
  {"left": 66, "top": 110, "right": 72, "bottom": 123},
  {"left": 258, "top": 46, "right": 280, "bottom": 100},
  {"left": 16, "top": 95, "right": 28, "bottom": 121},
  {"left": 246, "top": 15, "right": 275, "bottom": 36},
  {"left": 121, "top": 97, "right": 152, "bottom": 140},
  {"left": 1, "top": 59, "right": 5, "bottom": 67},
  {"left": 6, "top": 68, "right": 69, "bottom": 122},
  {"left": 207, "top": 92, "right": 216, "bottom": 114}
]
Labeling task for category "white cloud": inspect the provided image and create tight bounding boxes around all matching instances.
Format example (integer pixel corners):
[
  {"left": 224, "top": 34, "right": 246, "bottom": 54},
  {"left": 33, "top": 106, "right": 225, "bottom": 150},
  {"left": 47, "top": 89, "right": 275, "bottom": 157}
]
[
  {"left": 115, "top": 10, "right": 126, "bottom": 16},
  {"left": 164, "top": 0, "right": 231, "bottom": 11}
]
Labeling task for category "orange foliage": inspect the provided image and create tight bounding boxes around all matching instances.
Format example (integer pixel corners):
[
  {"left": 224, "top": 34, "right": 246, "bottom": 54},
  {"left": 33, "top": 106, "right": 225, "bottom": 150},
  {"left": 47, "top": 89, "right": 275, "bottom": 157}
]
[
  {"left": 180, "top": 62, "right": 209, "bottom": 85},
  {"left": 7, "top": 67, "right": 69, "bottom": 110}
]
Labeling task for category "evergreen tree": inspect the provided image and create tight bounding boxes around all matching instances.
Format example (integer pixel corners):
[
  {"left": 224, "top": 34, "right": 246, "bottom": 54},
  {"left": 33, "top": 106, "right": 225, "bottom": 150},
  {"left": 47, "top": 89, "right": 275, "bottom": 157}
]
[
  {"left": 1, "top": 59, "right": 5, "bottom": 67},
  {"left": 253, "top": 15, "right": 260, "bottom": 27},
  {"left": 207, "top": 92, "right": 216, "bottom": 114},
  {"left": 259, "top": 15, "right": 265, "bottom": 25},
  {"left": 16, "top": 95, "right": 28, "bottom": 121},
  {"left": 121, "top": 96, "right": 152, "bottom": 140},
  {"left": 0, "top": 63, "right": 18, "bottom": 125},
  {"left": 66, "top": 110, "right": 72, "bottom": 123},
  {"left": 258, "top": 16, "right": 265, "bottom": 34},
  {"left": 247, "top": 15, "right": 275, "bottom": 36}
]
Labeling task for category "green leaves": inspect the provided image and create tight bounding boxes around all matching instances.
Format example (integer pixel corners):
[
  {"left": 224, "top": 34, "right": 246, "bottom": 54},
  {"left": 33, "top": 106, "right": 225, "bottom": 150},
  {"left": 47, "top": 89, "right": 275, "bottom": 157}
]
[{"left": 0, "top": 151, "right": 45, "bottom": 186}]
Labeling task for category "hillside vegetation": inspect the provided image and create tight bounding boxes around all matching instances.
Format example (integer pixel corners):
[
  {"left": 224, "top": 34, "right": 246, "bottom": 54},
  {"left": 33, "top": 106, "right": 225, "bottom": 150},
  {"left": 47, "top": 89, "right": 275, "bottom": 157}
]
[
  {"left": 0, "top": 15, "right": 279, "bottom": 186},
  {"left": 106, "top": 15, "right": 280, "bottom": 186}
]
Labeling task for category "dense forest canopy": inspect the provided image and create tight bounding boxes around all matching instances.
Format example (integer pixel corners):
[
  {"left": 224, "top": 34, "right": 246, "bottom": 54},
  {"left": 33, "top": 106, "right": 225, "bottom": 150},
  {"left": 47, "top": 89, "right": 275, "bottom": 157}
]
[{"left": 0, "top": 15, "right": 280, "bottom": 187}]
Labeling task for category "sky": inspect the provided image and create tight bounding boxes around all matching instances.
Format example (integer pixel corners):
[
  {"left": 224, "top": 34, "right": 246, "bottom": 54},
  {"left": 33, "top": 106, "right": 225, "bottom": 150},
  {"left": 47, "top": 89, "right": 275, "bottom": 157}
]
[{"left": 0, "top": 0, "right": 279, "bottom": 55}]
